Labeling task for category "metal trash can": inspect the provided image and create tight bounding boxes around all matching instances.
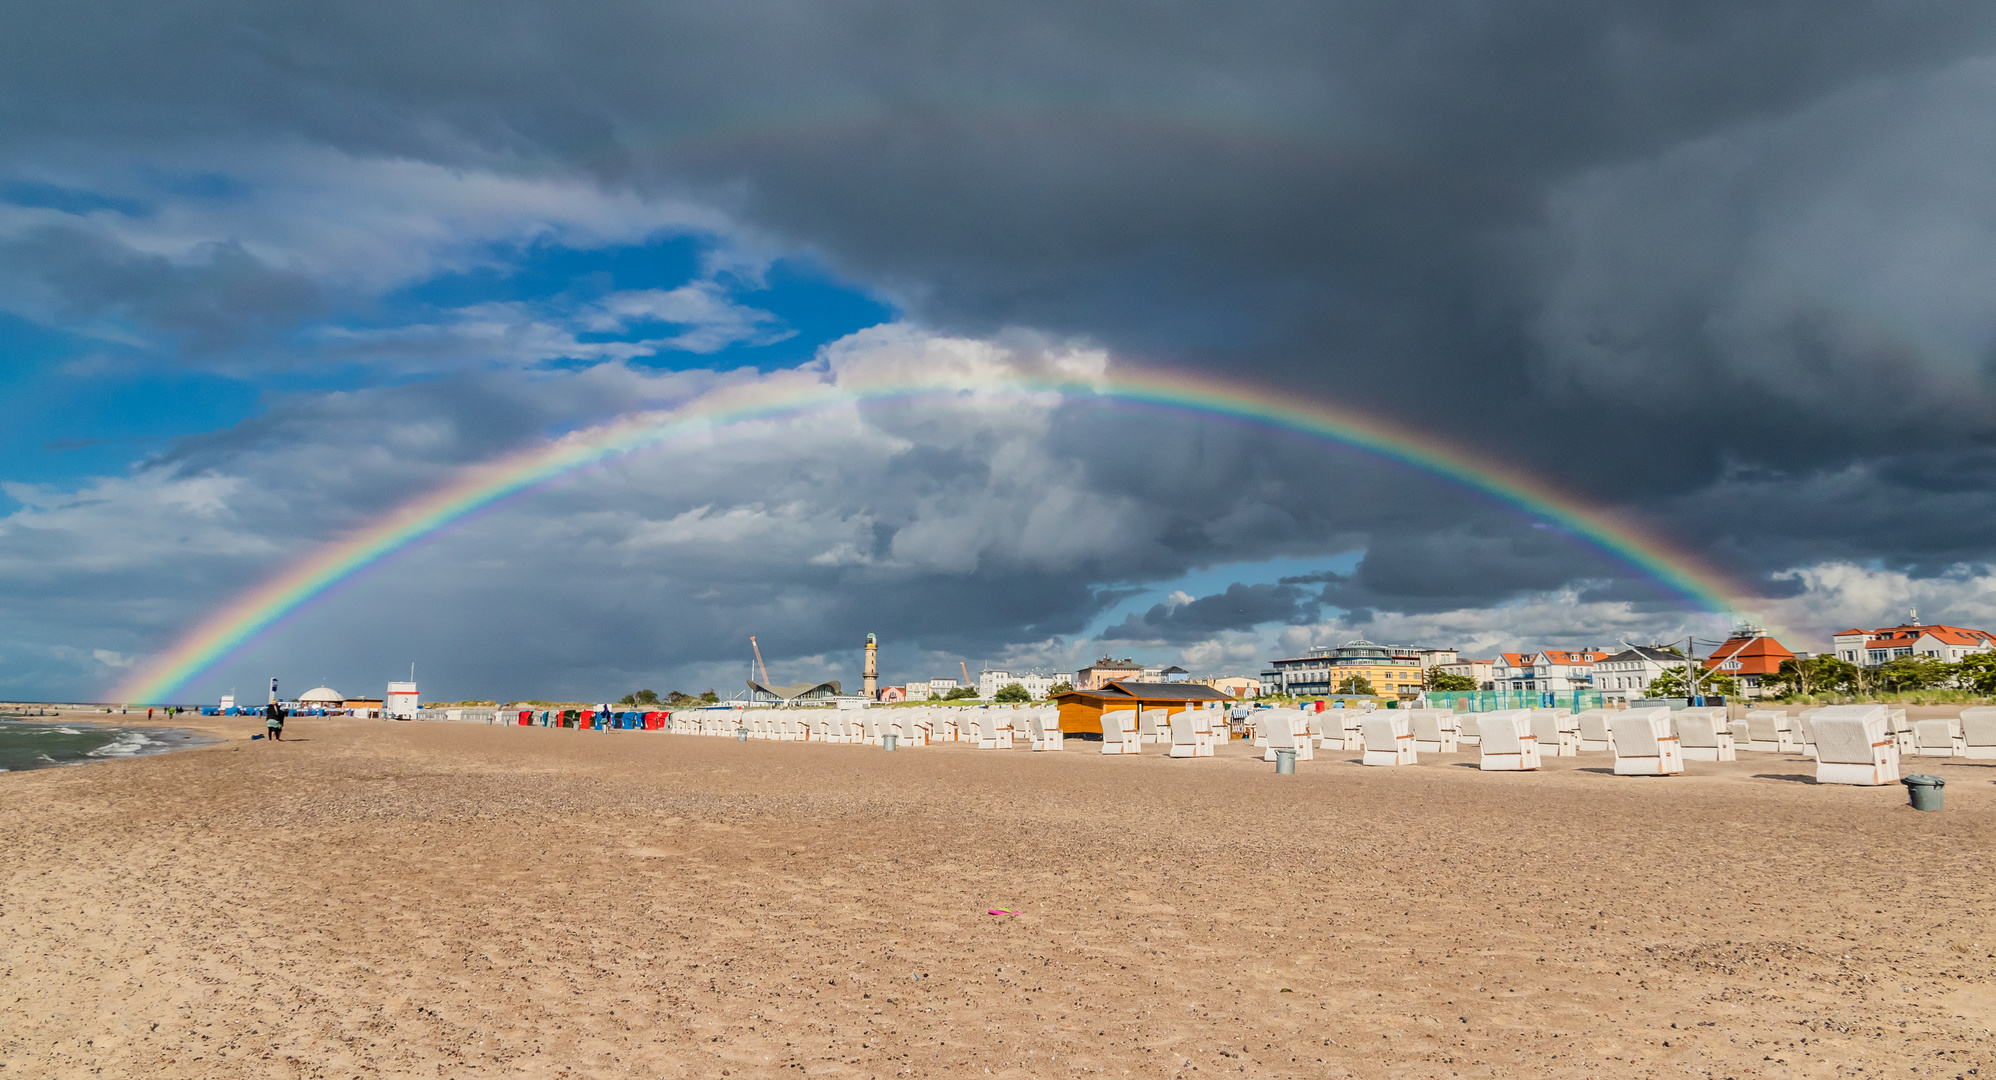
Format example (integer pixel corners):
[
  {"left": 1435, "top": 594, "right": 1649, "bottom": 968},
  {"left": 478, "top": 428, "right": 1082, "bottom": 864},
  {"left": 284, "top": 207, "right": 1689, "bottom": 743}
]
[
  {"left": 884, "top": 734, "right": 899, "bottom": 751},
  {"left": 736, "top": 726, "right": 749, "bottom": 741},
  {"left": 1902, "top": 774, "right": 1945, "bottom": 811},
  {"left": 1274, "top": 748, "right": 1296, "bottom": 774}
]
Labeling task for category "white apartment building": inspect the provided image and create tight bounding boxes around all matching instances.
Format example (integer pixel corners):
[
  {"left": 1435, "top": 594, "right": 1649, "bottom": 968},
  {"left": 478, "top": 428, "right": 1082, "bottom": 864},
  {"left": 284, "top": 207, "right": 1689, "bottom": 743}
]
[
  {"left": 1593, "top": 646, "right": 1686, "bottom": 701},
  {"left": 1831, "top": 621, "right": 1996, "bottom": 666},
  {"left": 1491, "top": 648, "right": 1611, "bottom": 693},
  {"left": 977, "top": 669, "right": 1074, "bottom": 700}
]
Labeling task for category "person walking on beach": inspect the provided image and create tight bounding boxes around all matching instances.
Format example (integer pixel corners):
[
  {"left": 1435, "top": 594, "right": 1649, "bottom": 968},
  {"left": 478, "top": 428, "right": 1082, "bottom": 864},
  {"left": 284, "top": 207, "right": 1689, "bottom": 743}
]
[{"left": 264, "top": 700, "right": 287, "bottom": 742}]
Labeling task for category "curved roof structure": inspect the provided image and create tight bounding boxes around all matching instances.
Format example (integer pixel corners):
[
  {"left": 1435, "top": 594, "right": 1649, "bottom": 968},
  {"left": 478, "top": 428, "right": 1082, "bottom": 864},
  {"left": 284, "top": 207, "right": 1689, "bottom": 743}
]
[
  {"left": 746, "top": 678, "right": 843, "bottom": 703},
  {"left": 297, "top": 685, "right": 345, "bottom": 702}
]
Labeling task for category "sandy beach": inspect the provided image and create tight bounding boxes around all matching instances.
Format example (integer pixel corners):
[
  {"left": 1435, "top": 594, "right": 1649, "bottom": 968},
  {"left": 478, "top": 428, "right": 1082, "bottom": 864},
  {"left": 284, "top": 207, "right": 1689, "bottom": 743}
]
[{"left": 2, "top": 712, "right": 1992, "bottom": 1079}]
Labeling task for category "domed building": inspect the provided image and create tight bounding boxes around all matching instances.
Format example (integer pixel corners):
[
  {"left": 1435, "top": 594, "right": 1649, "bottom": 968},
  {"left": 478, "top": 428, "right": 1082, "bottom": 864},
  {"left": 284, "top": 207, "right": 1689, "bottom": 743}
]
[{"left": 296, "top": 686, "right": 346, "bottom": 707}]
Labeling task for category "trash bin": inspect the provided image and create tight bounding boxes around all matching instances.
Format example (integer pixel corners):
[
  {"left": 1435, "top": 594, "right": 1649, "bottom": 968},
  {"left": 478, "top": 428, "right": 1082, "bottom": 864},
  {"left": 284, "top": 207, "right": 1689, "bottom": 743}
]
[
  {"left": 736, "top": 726, "right": 749, "bottom": 741},
  {"left": 1902, "top": 774, "right": 1945, "bottom": 811},
  {"left": 884, "top": 734, "right": 899, "bottom": 751},
  {"left": 1274, "top": 748, "right": 1296, "bottom": 774}
]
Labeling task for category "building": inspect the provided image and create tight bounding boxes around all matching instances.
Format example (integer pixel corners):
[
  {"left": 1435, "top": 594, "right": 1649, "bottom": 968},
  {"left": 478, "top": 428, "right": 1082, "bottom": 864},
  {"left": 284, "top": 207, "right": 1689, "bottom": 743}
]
[
  {"left": 1157, "top": 665, "right": 1190, "bottom": 683},
  {"left": 1052, "top": 682, "right": 1234, "bottom": 734},
  {"left": 1832, "top": 617, "right": 1996, "bottom": 667},
  {"left": 876, "top": 685, "right": 907, "bottom": 703},
  {"left": 1430, "top": 657, "right": 1494, "bottom": 689},
  {"left": 1701, "top": 628, "right": 1796, "bottom": 698},
  {"left": 1194, "top": 676, "right": 1261, "bottom": 698},
  {"left": 976, "top": 669, "right": 1074, "bottom": 700},
  {"left": 1492, "top": 649, "right": 1611, "bottom": 693},
  {"left": 1076, "top": 656, "right": 1144, "bottom": 690},
  {"left": 1258, "top": 640, "right": 1425, "bottom": 699},
  {"left": 1417, "top": 648, "right": 1460, "bottom": 669},
  {"left": 297, "top": 686, "right": 345, "bottom": 708},
  {"left": 1593, "top": 646, "right": 1686, "bottom": 701},
  {"left": 927, "top": 676, "right": 961, "bottom": 697},
  {"left": 747, "top": 678, "right": 843, "bottom": 704},
  {"left": 386, "top": 680, "right": 419, "bottom": 720}
]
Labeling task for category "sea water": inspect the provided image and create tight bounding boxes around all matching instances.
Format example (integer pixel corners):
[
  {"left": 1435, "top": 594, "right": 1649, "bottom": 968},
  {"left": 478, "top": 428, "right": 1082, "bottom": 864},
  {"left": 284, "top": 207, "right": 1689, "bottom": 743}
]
[{"left": 0, "top": 720, "right": 207, "bottom": 772}]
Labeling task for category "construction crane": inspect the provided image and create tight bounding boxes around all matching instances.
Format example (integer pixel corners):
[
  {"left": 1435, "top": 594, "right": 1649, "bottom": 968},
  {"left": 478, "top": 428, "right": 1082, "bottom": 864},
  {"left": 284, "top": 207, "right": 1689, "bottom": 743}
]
[
  {"left": 960, "top": 660, "right": 972, "bottom": 693},
  {"left": 750, "top": 636, "right": 771, "bottom": 686}
]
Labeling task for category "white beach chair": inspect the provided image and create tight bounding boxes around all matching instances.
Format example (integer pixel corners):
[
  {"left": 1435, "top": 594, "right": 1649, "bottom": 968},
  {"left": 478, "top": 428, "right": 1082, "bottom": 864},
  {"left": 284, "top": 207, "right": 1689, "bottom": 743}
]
[
  {"left": 1743, "top": 709, "right": 1791, "bottom": 753},
  {"left": 1958, "top": 708, "right": 1996, "bottom": 760},
  {"left": 1886, "top": 709, "right": 1914, "bottom": 754},
  {"left": 1258, "top": 709, "right": 1312, "bottom": 761},
  {"left": 1168, "top": 711, "right": 1202, "bottom": 758},
  {"left": 1529, "top": 710, "right": 1578, "bottom": 757},
  {"left": 1028, "top": 710, "right": 1064, "bottom": 751},
  {"left": 1304, "top": 710, "right": 1330, "bottom": 749},
  {"left": 1674, "top": 711, "right": 1736, "bottom": 761},
  {"left": 975, "top": 711, "right": 1010, "bottom": 750},
  {"left": 1610, "top": 707, "right": 1682, "bottom": 775},
  {"left": 1136, "top": 708, "right": 1163, "bottom": 745},
  {"left": 1361, "top": 715, "right": 1417, "bottom": 766},
  {"left": 1476, "top": 711, "right": 1540, "bottom": 771},
  {"left": 1812, "top": 705, "right": 1900, "bottom": 786},
  {"left": 1100, "top": 709, "right": 1140, "bottom": 755},
  {"left": 1911, "top": 718, "right": 1961, "bottom": 758},
  {"left": 1453, "top": 711, "right": 1480, "bottom": 746},
  {"left": 1406, "top": 710, "right": 1457, "bottom": 754},
  {"left": 1574, "top": 709, "right": 1613, "bottom": 753},
  {"left": 1260, "top": 710, "right": 1301, "bottom": 762},
  {"left": 1192, "top": 709, "right": 1217, "bottom": 756},
  {"left": 1795, "top": 708, "right": 1825, "bottom": 759}
]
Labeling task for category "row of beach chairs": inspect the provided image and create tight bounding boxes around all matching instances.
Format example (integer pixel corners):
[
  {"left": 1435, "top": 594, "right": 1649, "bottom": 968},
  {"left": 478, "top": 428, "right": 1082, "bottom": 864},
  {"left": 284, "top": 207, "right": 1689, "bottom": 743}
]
[
  {"left": 1245, "top": 703, "right": 1975, "bottom": 786},
  {"left": 667, "top": 706, "right": 1072, "bottom": 751}
]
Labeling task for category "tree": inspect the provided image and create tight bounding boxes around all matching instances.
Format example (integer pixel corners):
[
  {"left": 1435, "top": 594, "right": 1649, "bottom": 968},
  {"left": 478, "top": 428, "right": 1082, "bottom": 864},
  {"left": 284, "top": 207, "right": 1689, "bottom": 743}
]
[
  {"left": 1953, "top": 652, "right": 1996, "bottom": 694},
  {"left": 699, "top": 689, "right": 719, "bottom": 704},
  {"left": 617, "top": 693, "right": 635, "bottom": 705},
  {"left": 1876, "top": 655, "right": 1949, "bottom": 693},
  {"left": 1768, "top": 655, "right": 1861, "bottom": 698},
  {"left": 1648, "top": 665, "right": 1739, "bottom": 698},
  {"left": 1644, "top": 662, "right": 1740, "bottom": 694},
  {"left": 1336, "top": 675, "right": 1375, "bottom": 696},
  {"left": 633, "top": 689, "right": 660, "bottom": 705},
  {"left": 1425, "top": 669, "right": 1477, "bottom": 692},
  {"left": 1046, "top": 681, "right": 1074, "bottom": 696},
  {"left": 665, "top": 690, "right": 698, "bottom": 706},
  {"left": 943, "top": 686, "right": 978, "bottom": 700},
  {"left": 993, "top": 682, "right": 1031, "bottom": 703}
]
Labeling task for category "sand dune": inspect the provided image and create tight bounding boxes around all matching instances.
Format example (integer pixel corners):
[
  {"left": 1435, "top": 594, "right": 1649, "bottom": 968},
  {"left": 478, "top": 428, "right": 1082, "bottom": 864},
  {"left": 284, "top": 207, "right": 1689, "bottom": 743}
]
[{"left": 1, "top": 713, "right": 1991, "bottom": 1078}]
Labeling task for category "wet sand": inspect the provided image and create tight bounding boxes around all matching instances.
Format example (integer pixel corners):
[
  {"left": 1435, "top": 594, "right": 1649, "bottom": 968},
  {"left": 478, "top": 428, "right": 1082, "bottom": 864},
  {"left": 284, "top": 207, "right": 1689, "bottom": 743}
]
[{"left": 1, "top": 713, "right": 1992, "bottom": 1078}]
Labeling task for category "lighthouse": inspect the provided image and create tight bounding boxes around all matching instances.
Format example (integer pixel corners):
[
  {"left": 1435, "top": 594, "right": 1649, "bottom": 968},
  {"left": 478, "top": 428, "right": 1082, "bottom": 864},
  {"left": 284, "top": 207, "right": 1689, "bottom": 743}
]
[{"left": 863, "top": 633, "right": 878, "bottom": 700}]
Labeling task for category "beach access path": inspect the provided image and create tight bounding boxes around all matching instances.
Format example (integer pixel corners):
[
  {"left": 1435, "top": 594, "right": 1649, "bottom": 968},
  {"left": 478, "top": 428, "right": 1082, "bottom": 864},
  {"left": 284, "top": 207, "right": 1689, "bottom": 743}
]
[{"left": 1, "top": 713, "right": 1991, "bottom": 1078}]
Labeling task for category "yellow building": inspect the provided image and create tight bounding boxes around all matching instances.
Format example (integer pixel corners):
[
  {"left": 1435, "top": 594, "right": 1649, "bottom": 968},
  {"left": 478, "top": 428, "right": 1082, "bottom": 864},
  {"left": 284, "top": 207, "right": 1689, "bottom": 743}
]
[{"left": 1260, "top": 639, "right": 1423, "bottom": 698}]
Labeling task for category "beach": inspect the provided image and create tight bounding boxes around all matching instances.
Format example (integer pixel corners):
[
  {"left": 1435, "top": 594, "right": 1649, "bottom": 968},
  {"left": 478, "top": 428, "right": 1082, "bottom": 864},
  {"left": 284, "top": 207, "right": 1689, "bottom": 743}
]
[{"left": 1, "top": 713, "right": 1991, "bottom": 1079}]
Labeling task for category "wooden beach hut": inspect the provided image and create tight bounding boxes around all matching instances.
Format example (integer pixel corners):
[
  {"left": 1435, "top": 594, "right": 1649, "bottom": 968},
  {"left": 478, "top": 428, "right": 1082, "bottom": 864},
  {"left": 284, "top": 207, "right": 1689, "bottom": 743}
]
[{"left": 1053, "top": 682, "right": 1234, "bottom": 735}]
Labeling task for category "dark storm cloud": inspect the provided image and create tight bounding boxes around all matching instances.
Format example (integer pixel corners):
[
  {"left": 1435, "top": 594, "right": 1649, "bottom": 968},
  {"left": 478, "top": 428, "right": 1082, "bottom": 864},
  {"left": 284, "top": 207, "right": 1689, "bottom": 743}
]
[
  {"left": 3, "top": 2, "right": 1991, "bottom": 572},
  {"left": 1102, "top": 582, "right": 1317, "bottom": 643},
  {"left": 0, "top": 226, "right": 325, "bottom": 353},
  {"left": 7, "top": 3, "right": 1996, "bottom": 696}
]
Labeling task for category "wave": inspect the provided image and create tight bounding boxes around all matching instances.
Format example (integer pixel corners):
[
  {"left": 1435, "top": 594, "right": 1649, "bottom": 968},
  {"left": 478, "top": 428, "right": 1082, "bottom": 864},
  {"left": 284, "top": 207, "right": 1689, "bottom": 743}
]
[
  {"left": 86, "top": 731, "right": 160, "bottom": 758},
  {"left": 54, "top": 727, "right": 82, "bottom": 735}
]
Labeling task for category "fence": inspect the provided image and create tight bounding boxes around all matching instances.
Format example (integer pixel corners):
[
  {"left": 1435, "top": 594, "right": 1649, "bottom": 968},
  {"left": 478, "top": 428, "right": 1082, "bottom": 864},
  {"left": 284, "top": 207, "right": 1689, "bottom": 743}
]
[{"left": 1421, "top": 689, "right": 1605, "bottom": 713}]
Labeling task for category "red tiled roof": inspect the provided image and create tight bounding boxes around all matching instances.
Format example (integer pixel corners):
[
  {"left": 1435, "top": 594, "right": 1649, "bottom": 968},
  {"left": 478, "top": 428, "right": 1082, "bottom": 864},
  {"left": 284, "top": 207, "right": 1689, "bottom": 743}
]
[
  {"left": 1851, "top": 624, "right": 1996, "bottom": 648},
  {"left": 1703, "top": 635, "right": 1795, "bottom": 676}
]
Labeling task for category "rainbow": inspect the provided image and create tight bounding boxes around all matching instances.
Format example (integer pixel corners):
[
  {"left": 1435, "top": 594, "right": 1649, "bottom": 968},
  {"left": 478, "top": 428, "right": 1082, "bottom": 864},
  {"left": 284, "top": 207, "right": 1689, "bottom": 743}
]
[{"left": 113, "top": 363, "right": 1749, "bottom": 703}]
